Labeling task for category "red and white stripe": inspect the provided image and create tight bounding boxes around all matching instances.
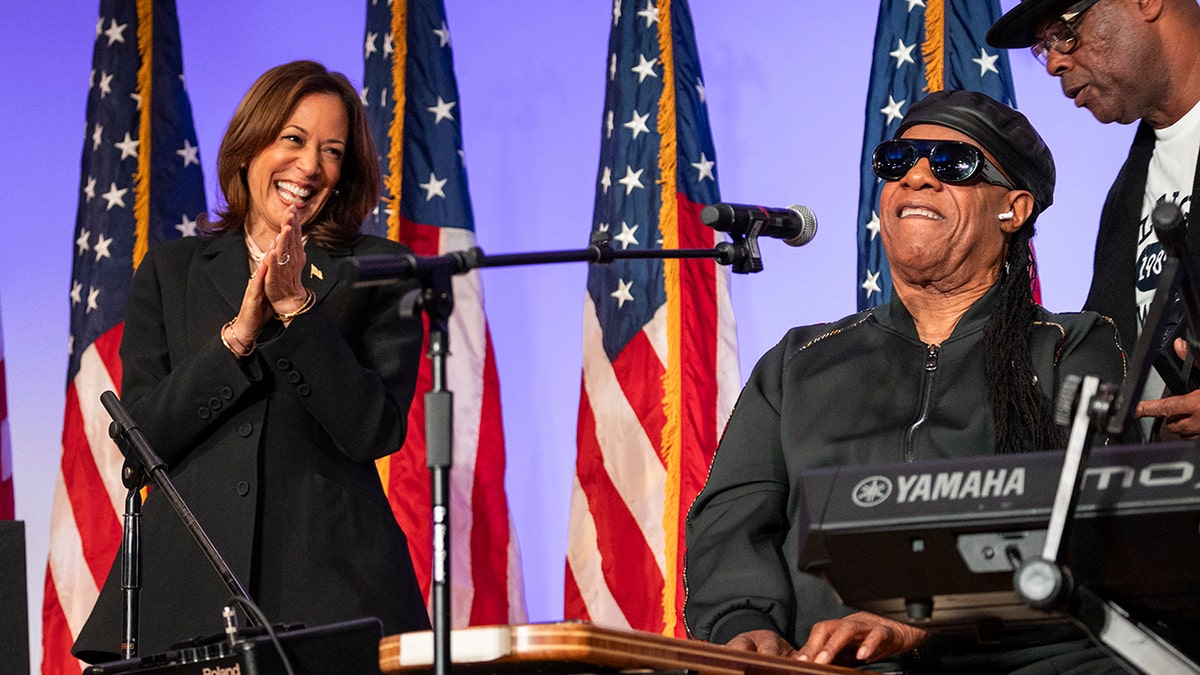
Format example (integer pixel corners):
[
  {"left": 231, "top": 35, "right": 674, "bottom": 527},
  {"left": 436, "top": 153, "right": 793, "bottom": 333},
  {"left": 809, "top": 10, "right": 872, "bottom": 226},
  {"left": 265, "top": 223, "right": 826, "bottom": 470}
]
[
  {"left": 566, "top": 224, "right": 739, "bottom": 636},
  {"left": 43, "top": 325, "right": 126, "bottom": 673},
  {"left": 567, "top": 297, "right": 669, "bottom": 631},
  {"left": 381, "top": 224, "right": 527, "bottom": 626}
]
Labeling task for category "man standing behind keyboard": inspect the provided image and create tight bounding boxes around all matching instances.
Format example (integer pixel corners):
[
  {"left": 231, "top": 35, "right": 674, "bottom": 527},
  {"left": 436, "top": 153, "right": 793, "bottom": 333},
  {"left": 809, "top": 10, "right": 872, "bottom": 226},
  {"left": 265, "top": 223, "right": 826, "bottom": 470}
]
[{"left": 988, "top": 0, "right": 1200, "bottom": 438}]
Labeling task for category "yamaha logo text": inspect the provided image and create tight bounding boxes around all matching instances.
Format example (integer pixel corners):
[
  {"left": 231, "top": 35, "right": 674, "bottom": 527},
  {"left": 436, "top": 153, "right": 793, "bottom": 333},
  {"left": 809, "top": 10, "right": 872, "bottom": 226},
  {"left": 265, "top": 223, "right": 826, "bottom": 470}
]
[
  {"left": 853, "top": 468, "right": 1024, "bottom": 507},
  {"left": 851, "top": 460, "right": 1200, "bottom": 508}
]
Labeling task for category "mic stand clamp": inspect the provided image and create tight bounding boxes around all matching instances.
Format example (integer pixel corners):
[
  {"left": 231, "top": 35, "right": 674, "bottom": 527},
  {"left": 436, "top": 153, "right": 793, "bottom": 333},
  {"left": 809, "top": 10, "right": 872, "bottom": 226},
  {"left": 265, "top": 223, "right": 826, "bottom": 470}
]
[
  {"left": 717, "top": 221, "right": 766, "bottom": 274},
  {"left": 1012, "top": 375, "right": 1200, "bottom": 674}
]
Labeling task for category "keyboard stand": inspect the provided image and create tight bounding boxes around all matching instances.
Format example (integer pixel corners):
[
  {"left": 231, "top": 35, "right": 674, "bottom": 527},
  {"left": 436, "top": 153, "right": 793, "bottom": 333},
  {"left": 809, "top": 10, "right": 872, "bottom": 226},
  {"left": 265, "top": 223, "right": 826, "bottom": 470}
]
[{"left": 1012, "top": 374, "right": 1200, "bottom": 675}]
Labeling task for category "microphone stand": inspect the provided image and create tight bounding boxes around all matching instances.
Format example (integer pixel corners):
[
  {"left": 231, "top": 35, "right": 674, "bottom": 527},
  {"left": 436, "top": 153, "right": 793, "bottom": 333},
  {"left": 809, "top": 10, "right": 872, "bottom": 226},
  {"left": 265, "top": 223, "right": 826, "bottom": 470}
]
[
  {"left": 348, "top": 231, "right": 769, "bottom": 675},
  {"left": 100, "top": 391, "right": 256, "bottom": 658},
  {"left": 1104, "top": 202, "right": 1200, "bottom": 438},
  {"left": 111, "top": 440, "right": 146, "bottom": 660},
  {"left": 1011, "top": 202, "right": 1200, "bottom": 674}
]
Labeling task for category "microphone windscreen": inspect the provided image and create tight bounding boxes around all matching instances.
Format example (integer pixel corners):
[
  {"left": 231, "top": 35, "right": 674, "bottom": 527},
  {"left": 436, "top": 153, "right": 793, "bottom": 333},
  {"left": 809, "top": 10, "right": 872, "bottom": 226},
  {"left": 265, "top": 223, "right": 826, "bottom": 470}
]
[
  {"left": 785, "top": 204, "right": 818, "bottom": 247},
  {"left": 699, "top": 203, "right": 730, "bottom": 230}
]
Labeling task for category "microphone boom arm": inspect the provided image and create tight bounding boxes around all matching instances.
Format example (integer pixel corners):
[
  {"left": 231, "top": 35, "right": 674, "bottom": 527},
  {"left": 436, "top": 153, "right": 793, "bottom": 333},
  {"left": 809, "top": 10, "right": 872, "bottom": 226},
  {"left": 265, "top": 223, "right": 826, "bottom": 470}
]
[
  {"left": 348, "top": 235, "right": 771, "bottom": 284},
  {"left": 100, "top": 391, "right": 255, "bottom": 647}
]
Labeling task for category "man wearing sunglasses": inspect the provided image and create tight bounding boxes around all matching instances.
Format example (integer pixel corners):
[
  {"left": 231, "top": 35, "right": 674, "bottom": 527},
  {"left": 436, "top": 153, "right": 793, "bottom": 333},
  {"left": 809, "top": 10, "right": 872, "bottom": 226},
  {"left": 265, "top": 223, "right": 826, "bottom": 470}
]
[
  {"left": 685, "top": 90, "right": 1129, "bottom": 672},
  {"left": 989, "top": 0, "right": 1200, "bottom": 439}
]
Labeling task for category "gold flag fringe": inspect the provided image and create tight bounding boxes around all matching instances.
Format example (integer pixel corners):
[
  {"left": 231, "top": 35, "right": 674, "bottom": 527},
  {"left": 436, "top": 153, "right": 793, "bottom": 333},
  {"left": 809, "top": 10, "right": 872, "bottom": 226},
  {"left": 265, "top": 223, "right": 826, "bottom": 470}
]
[
  {"left": 386, "top": 0, "right": 410, "bottom": 243},
  {"left": 923, "top": 0, "right": 945, "bottom": 92},
  {"left": 655, "top": 0, "right": 684, "bottom": 638},
  {"left": 375, "top": 1, "right": 410, "bottom": 490},
  {"left": 132, "top": 0, "right": 154, "bottom": 270}
]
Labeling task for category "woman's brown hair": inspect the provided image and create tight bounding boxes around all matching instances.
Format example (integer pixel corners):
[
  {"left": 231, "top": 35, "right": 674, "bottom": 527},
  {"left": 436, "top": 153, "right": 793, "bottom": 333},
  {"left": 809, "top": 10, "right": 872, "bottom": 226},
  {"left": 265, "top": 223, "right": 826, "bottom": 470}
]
[{"left": 202, "top": 60, "right": 380, "bottom": 249}]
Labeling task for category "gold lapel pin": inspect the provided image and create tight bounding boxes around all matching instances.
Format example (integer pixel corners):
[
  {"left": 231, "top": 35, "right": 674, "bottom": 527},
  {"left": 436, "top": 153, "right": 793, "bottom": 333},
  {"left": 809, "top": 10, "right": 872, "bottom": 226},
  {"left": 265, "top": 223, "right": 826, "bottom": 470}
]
[{"left": 310, "top": 263, "right": 324, "bottom": 280}]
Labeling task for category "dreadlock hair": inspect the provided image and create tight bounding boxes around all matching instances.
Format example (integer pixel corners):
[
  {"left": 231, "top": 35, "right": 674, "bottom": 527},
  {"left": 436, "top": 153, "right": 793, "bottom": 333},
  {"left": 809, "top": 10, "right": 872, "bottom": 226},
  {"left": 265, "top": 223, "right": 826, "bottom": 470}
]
[{"left": 983, "top": 220, "right": 1065, "bottom": 454}]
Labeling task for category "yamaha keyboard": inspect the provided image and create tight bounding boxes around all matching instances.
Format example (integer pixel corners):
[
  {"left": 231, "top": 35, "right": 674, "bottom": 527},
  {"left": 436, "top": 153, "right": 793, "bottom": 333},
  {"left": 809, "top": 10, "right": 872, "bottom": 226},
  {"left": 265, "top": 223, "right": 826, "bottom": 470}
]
[{"left": 798, "top": 441, "right": 1200, "bottom": 627}]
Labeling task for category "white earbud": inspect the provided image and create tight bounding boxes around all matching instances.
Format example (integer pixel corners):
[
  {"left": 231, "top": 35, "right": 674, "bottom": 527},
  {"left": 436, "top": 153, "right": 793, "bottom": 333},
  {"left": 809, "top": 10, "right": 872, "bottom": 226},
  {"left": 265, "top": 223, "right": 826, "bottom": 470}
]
[{"left": 998, "top": 211, "right": 1015, "bottom": 221}]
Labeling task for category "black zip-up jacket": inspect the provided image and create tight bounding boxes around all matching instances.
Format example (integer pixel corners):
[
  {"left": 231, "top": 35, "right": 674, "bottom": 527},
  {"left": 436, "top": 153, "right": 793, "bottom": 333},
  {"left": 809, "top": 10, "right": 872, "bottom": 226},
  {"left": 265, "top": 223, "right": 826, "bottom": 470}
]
[{"left": 684, "top": 284, "right": 1126, "bottom": 650}]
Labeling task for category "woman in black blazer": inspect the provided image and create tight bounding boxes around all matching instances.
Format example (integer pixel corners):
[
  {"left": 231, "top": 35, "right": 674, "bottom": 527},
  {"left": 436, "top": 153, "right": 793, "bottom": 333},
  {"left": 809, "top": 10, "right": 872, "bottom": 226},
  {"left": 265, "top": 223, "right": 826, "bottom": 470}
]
[{"left": 74, "top": 60, "right": 430, "bottom": 662}]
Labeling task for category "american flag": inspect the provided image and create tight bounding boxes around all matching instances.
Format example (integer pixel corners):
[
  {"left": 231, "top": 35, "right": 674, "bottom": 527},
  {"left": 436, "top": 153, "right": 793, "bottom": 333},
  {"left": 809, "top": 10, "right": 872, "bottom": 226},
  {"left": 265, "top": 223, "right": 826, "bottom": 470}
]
[
  {"left": 42, "top": 0, "right": 205, "bottom": 670},
  {"left": 363, "top": 0, "right": 527, "bottom": 626},
  {"left": 857, "top": 0, "right": 1019, "bottom": 310},
  {"left": 565, "top": 0, "right": 739, "bottom": 638},
  {"left": 0, "top": 297, "right": 12, "bottom": 522}
]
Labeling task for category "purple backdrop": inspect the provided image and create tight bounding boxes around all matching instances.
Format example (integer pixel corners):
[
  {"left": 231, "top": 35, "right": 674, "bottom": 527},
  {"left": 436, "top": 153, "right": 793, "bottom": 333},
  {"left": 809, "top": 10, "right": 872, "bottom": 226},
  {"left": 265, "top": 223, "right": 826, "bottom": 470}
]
[{"left": 0, "top": 0, "right": 1134, "bottom": 666}]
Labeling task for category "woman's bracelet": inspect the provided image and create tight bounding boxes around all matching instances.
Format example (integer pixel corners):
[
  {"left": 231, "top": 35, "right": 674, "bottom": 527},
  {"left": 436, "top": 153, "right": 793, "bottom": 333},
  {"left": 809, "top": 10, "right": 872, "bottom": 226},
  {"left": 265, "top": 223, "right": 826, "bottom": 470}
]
[
  {"left": 275, "top": 288, "right": 316, "bottom": 322},
  {"left": 221, "top": 317, "right": 256, "bottom": 357}
]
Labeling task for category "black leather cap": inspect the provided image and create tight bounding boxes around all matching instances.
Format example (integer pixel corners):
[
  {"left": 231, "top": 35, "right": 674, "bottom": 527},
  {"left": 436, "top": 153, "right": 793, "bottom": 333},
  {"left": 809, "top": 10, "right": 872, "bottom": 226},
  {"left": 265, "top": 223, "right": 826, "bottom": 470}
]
[{"left": 896, "top": 90, "right": 1056, "bottom": 214}]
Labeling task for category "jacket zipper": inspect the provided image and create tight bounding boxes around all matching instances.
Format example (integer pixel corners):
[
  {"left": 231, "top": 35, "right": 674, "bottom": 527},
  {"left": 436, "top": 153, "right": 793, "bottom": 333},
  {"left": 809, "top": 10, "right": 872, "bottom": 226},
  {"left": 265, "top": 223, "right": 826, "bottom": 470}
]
[{"left": 902, "top": 343, "right": 940, "bottom": 462}]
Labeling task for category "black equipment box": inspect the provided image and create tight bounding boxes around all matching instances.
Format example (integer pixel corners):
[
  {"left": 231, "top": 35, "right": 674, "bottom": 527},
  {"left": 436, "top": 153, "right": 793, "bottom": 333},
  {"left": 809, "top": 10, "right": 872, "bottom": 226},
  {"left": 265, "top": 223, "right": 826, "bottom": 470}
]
[{"left": 83, "top": 617, "right": 383, "bottom": 674}]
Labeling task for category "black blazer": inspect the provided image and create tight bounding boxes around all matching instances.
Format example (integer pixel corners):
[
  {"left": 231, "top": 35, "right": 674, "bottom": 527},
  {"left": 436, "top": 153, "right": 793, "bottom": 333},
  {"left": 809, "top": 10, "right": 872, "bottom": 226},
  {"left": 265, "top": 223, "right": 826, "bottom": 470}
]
[
  {"left": 74, "top": 230, "right": 430, "bottom": 662},
  {"left": 1084, "top": 122, "right": 1200, "bottom": 350}
]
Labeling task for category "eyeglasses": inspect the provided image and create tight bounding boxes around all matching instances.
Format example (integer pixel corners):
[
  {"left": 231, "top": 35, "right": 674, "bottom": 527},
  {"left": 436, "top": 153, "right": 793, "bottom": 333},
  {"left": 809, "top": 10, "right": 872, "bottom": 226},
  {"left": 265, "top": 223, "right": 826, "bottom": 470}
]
[
  {"left": 872, "top": 139, "right": 1015, "bottom": 189},
  {"left": 1030, "top": 0, "right": 1102, "bottom": 64}
]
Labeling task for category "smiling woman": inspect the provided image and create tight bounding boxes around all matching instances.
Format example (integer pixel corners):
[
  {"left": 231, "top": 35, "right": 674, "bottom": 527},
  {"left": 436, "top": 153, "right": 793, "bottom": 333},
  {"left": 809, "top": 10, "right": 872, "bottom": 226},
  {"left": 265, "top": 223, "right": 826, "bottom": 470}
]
[
  {"left": 210, "top": 61, "right": 382, "bottom": 251},
  {"left": 69, "top": 60, "right": 432, "bottom": 663},
  {"left": 244, "top": 92, "right": 347, "bottom": 248}
]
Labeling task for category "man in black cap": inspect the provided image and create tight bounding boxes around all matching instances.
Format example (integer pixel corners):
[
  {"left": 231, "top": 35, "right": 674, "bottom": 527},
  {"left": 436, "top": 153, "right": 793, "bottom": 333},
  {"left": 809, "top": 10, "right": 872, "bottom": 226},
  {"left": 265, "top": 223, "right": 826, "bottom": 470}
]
[
  {"left": 988, "top": 0, "right": 1200, "bottom": 437},
  {"left": 684, "top": 90, "right": 1128, "bottom": 672}
]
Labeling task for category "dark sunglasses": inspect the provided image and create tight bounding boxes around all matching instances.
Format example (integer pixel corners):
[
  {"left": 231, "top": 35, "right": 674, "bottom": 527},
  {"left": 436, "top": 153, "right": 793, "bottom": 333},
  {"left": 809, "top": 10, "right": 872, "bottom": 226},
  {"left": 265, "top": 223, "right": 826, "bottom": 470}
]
[{"left": 872, "top": 139, "right": 1016, "bottom": 189}]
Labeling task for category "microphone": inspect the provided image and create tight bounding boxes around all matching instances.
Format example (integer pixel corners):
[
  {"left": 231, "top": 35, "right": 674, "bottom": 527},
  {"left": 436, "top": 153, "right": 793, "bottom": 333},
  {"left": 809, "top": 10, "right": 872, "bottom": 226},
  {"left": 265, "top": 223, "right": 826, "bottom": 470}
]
[
  {"left": 101, "top": 390, "right": 166, "bottom": 476},
  {"left": 1152, "top": 201, "right": 1186, "bottom": 258},
  {"left": 700, "top": 202, "right": 818, "bottom": 247},
  {"left": 101, "top": 390, "right": 139, "bottom": 439},
  {"left": 1152, "top": 200, "right": 1200, "bottom": 337}
]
